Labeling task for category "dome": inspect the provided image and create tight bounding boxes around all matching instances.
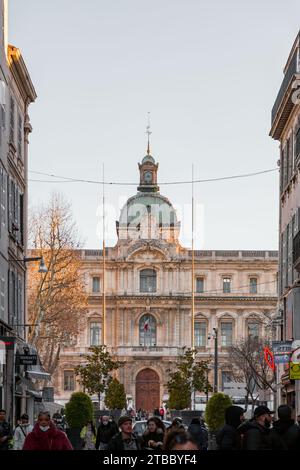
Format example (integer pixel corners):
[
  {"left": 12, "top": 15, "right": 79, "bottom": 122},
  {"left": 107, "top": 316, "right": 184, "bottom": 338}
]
[
  {"left": 142, "top": 154, "right": 155, "bottom": 164},
  {"left": 119, "top": 192, "right": 178, "bottom": 227}
]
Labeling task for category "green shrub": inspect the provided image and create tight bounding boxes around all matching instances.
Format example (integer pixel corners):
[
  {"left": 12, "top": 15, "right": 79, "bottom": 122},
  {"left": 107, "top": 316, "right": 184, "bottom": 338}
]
[
  {"left": 65, "top": 392, "right": 94, "bottom": 429},
  {"left": 205, "top": 392, "right": 232, "bottom": 431},
  {"left": 104, "top": 378, "right": 126, "bottom": 410}
]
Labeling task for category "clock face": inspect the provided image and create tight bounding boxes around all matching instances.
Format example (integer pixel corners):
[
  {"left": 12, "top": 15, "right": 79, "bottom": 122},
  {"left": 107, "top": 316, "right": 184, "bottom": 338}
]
[{"left": 144, "top": 171, "right": 153, "bottom": 183}]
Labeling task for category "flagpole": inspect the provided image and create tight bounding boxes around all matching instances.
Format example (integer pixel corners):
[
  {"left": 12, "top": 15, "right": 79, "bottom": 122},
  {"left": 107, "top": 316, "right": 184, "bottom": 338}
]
[
  {"left": 102, "top": 163, "right": 106, "bottom": 347},
  {"left": 191, "top": 164, "right": 195, "bottom": 410}
]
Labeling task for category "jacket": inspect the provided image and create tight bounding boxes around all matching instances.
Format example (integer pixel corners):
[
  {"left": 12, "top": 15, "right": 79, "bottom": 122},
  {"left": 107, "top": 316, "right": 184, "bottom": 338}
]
[
  {"left": 107, "top": 432, "right": 142, "bottom": 451},
  {"left": 188, "top": 423, "right": 208, "bottom": 450},
  {"left": 270, "top": 419, "right": 300, "bottom": 450},
  {"left": 238, "top": 419, "right": 272, "bottom": 451},
  {"left": 23, "top": 422, "right": 73, "bottom": 450},
  {"left": 142, "top": 428, "right": 164, "bottom": 450},
  {"left": 96, "top": 422, "right": 118, "bottom": 449},
  {"left": 0, "top": 421, "right": 13, "bottom": 450},
  {"left": 217, "top": 405, "right": 244, "bottom": 451},
  {"left": 13, "top": 424, "right": 34, "bottom": 450}
]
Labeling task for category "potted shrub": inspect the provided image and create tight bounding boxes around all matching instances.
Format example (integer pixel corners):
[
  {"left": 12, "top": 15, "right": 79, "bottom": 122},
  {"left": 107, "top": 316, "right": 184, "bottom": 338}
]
[{"left": 65, "top": 392, "right": 94, "bottom": 449}]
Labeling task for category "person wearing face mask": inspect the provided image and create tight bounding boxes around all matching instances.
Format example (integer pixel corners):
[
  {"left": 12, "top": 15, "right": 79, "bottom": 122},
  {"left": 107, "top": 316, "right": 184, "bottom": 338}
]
[
  {"left": 238, "top": 405, "right": 274, "bottom": 450},
  {"left": 23, "top": 411, "right": 73, "bottom": 450},
  {"left": 13, "top": 414, "right": 33, "bottom": 450},
  {"left": 95, "top": 415, "right": 118, "bottom": 450}
]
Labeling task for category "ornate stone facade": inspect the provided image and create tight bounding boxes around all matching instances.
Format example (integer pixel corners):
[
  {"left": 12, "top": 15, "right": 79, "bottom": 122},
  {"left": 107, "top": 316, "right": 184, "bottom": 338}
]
[{"left": 53, "top": 152, "right": 278, "bottom": 409}]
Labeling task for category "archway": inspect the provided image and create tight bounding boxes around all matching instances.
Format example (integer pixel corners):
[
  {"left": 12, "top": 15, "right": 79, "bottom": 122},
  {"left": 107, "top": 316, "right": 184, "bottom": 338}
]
[{"left": 135, "top": 368, "right": 160, "bottom": 412}]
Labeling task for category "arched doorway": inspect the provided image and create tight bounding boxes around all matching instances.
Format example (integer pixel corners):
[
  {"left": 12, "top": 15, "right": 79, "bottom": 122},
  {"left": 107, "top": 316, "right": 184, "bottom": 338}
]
[{"left": 135, "top": 368, "right": 160, "bottom": 412}]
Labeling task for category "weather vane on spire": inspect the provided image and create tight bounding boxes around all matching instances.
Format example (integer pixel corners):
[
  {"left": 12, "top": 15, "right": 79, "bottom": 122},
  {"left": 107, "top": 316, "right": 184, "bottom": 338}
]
[{"left": 146, "top": 111, "right": 152, "bottom": 155}]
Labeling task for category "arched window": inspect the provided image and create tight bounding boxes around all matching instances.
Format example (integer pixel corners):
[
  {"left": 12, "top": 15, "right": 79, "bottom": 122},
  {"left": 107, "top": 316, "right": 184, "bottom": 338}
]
[
  {"left": 139, "top": 314, "right": 156, "bottom": 346},
  {"left": 140, "top": 269, "right": 157, "bottom": 293}
]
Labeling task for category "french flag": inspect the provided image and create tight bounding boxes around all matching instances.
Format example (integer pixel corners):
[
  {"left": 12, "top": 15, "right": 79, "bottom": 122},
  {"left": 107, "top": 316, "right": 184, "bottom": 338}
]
[{"left": 143, "top": 319, "right": 149, "bottom": 332}]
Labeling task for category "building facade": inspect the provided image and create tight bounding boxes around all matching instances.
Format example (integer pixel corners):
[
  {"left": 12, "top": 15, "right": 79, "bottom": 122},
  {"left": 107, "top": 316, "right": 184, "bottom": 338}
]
[
  {"left": 53, "top": 151, "right": 278, "bottom": 410},
  {"left": 0, "top": 0, "right": 44, "bottom": 425},
  {"left": 270, "top": 31, "right": 300, "bottom": 416}
]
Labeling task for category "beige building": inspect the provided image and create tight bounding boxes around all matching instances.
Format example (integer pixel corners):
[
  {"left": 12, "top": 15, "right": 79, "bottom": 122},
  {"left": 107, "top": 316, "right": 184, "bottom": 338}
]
[{"left": 53, "top": 151, "right": 278, "bottom": 410}]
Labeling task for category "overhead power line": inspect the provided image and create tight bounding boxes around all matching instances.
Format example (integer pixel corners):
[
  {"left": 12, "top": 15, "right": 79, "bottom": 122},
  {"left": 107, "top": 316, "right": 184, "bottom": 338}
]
[{"left": 29, "top": 167, "right": 278, "bottom": 186}]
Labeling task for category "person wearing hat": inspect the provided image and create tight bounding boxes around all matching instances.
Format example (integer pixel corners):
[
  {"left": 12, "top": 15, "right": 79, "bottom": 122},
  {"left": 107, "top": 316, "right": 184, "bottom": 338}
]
[
  {"left": 270, "top": 405, "right": 300, "bottom": 450},
  {"left": 107, "top": 416, "right": 142, "bottom": 451},
  {"left": 238, "top": 405, "right": 274, "bottom": 450},
  {"left": 13, "top": 414, "right": 33, "bottom": 450}
]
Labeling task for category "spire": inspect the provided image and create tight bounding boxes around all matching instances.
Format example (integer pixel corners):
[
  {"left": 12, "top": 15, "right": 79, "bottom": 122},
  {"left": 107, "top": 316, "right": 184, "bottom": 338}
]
[{"left": 146, "top": 111, "right": 152, "bottom": 155}]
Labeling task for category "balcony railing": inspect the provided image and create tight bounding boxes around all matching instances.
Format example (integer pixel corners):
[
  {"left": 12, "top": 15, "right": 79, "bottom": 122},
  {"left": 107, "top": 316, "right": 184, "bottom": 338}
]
[{"left": 271, "top": 48, "right": 298, "bottom": 125}]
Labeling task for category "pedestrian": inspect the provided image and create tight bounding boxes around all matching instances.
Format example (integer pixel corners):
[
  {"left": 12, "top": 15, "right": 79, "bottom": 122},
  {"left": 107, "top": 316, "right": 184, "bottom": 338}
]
[
  {"left": 142, "top": 417, "right": 165, "bottom": 450},
  {"left": 188, "top": 418, "right": 208, "bottom": 451},
  {"left": 13, "top": 414, "right": 33, "bottom": 450},
  {"left": 238, "top": 405, "right": 274, "bottom": 450},
  {"left": 216, "top": 405, "right": 245, "bottom": 451},
  {"left": 167, "top": 417, "right": 185, "bottom": 433},
  {"left": 163, "top": 429, "right": 199, "bottom": 451},
  {"left": 107, "top": 416, "right": 141, "bottom": 451},
  {"left": 159, "top": 407, "right": 164, "bottom": 420},
  {"left": 80, "top": 420, "right": 96, "bottom": 450},
  {"left": 96, "top": 415, "right": 118, "bottom": 450},
  {"left": 23, "top": 411, "right": 73, "bottom": 450},
  {"left": 0, "top": 410, "right": 12, "bottom": 451},
  {"left": 270, "top": 405, "right": 300, "bottom": 450},
  {"left": 297, "top": 415, "right": 300, "bottom": 427}
]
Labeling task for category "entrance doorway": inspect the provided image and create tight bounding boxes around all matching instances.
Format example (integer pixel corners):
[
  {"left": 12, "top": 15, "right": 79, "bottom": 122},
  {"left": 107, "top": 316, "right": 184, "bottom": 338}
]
[{"left": 135, "top": 368, "right": 160, "bottom": 412}]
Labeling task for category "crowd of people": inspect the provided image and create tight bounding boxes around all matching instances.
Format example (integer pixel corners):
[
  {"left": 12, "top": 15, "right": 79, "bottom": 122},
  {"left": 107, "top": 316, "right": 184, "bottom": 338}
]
[{"left": 0, "top": 404, "right": 300, "bottom": 451}]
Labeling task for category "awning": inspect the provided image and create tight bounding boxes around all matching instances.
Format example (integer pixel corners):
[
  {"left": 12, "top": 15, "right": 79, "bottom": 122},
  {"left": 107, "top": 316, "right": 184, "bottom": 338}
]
[
  {"left": 26, "top": 370, "right": 51, "bottom": 381},
  {"left": 27, "top": 389, "right": 43, "bottom": 402}
]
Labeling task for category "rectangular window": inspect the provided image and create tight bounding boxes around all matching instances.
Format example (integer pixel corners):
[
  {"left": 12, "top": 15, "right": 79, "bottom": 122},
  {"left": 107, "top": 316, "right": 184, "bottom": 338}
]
[
  {"left": 221, "top": 371, "right": 232, "bottom": 391},
  {"left": 248, "top": 323, "right": 259, "bottom": 339},
  {"left": 223, "top": 277, "right": 231, "bottom": 293},
  {"left": 140, "top": 269, "right": 157, "bottom": 293},
  {"left": 90, "top": 322, "right": 101, "bottom": 346},
  {"left": 195, "top": 322, "right": 206, "bottom": 347},
  {"left": 249, "top": 277, "right": 257, "bottom": 294},
  {"left": 221, "top": 322, "right": 233, "bottom": 347},
  {"left": 196, "top": 277, "right": 204, "bottom": 293},
  {"left": 64, "top": 371, "right": 75, "bottom": 391},
  {"left": 0, "top": 274, "right": 5, "bottom": 320},
  {"left": 92, "top": 276, "right": 100, "bottom": 293},
  {"left": 9, "top": 96, "right": 15, "bottom": 144}
]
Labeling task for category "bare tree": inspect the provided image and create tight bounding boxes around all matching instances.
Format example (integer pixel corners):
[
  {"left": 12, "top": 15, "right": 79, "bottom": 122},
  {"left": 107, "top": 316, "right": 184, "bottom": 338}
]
[{"left": 27, "top": 193, "right": 88, "bottom": 375}]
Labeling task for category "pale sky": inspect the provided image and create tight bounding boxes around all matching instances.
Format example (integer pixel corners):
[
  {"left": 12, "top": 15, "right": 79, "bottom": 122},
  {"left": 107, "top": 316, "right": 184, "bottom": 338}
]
[{"left": 8, "top": 0, "right": 300, "bottom": 249}]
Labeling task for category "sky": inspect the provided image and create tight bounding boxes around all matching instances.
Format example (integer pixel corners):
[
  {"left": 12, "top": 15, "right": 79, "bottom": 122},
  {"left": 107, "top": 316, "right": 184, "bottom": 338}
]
[{"left": 8, "top": 0, "right": 300, "bottom": 249}]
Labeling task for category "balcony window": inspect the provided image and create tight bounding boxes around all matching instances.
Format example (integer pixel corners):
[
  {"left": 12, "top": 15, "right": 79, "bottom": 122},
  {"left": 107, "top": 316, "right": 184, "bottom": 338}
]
[
  {"left": 195, "top": 322, "right": 206, "bottom": 347},
  {"left": 223, "top": 277, "right": 231, "bottom": 293},
  {"left": 249, "top": 278, "right": 257, "bottom": 294},
  {"left": 221, "top": 322, "right": 233, "bottom": 347},
  {"left": 64, "top": 370, "right": 75, "bottom": 391},
  {"left": 140, "top": 269, "right": 157, "bottom": 293},
  {"left": 139, "top": 314, "right": 156, "bottom": 346},
  {"left": 248, "top": 322, "right": 259, "bottom": 339},
  {"left": 90, "top": 322, "right": 101, "bottom": 346},
  {"left": 196, "top": 277, "right": 204, "bottom": 294},
  {"left": 92, "top": 276, "right": 100, "bottom": 293}
]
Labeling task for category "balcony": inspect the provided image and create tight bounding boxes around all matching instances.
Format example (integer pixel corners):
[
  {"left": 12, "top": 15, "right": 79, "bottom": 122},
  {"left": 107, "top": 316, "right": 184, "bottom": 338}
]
[
  {"left": 115, "top": 346, "right": 180, "bottom": 357},
  {"left": 293, "top": 230, "right": 300, "bottom": 272}
]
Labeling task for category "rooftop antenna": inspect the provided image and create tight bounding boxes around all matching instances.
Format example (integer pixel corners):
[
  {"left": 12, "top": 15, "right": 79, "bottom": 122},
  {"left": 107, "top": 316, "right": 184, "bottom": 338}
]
[{"left": 146, "top": 111, "right": 152, "bottom": 155}]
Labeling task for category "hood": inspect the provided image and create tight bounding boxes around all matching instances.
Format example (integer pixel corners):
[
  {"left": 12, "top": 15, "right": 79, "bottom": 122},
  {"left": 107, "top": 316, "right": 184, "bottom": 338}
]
[
  {"left": 273, "top": 419, "right": 295, "bottom": 434},
  {"left": 225, "top": 406, "right": 245, "bottom": 429}
]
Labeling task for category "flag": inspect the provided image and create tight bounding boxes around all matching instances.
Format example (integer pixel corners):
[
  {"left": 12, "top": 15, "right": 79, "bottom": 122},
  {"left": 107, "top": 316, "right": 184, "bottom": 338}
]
[{"left": 143, "top": 319, "right": 149, "bottom": 332}]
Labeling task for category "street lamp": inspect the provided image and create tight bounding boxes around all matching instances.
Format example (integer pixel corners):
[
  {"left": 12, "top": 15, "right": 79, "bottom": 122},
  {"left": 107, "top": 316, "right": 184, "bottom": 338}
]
[
  {"left": 9, "top": 256, "right": 48, "bottom": 273},
  {"left": 208, "top": 328, "right": 218, "bottom": 393}
]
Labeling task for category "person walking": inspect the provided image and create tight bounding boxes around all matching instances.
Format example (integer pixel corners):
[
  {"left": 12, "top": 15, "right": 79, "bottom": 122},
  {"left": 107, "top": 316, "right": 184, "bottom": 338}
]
[
  {"left": 107, "top": 416, "right": 141, "bottom": 451},
  {"left": 159, "top": 407, "right": 164, "bottom": 420},
  {"left": 23, "top": 411, "right": 73, "bottom": 450},
  {"left": 13, "top": 414, "right": 33, "bottom": 450},
  {"left": 0, "top": 410, "right": 12, "bottom": 451},
  {"left": 188, "top": 418, "right": 208, "bottom": 451},
  {"left": 142, "top": 417, "right": 165, "bottom": 450},
  {"left": 238, "top": 405, "right": 274, "bottom": 450},
  {"left": 96, "top": 415, "right": 117, "bottom": 450},
  {"left": 216, "top": 406, "right": 245, "bottom": 451},
  {"left": 270, "top": 405, "right": 300, "bottom": 450},
  {"left": 80, "top": 420, "right": 96, "bottom": 450}
]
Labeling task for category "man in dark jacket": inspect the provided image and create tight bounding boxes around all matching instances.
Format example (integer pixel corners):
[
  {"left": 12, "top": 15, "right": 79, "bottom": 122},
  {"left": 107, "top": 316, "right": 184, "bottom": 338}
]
[
  {"left": 216, "top": 406, "right": 245, "bottom": 450},
  {"left": 96, "top": 415, "right": 118, "bottom": 450},
  {"left": 0, "top": 410, "right": 12, "bottom": 450},
  {"left": 238, "top": 405, "right": 274, "bottom": 450},
  {"left": 270, "top": 405, "right": 300, "bottom": 450},
  {"left": 107, "top": 416, "right": 141, "bottom": 451},
  {"left": 188, "top": 418, "right": 208, "bottom": 450}
]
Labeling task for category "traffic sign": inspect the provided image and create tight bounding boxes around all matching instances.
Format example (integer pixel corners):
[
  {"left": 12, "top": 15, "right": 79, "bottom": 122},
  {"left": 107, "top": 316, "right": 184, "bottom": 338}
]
[{"left": 289, "top": 362, "right": 300, "bottom": 380}]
